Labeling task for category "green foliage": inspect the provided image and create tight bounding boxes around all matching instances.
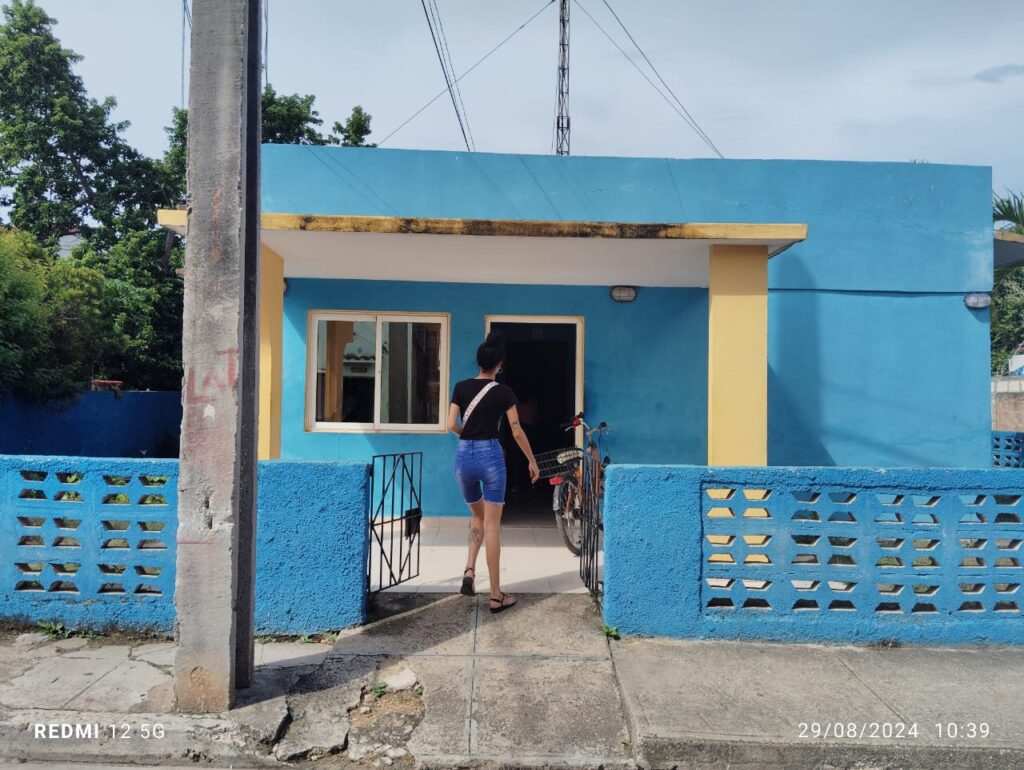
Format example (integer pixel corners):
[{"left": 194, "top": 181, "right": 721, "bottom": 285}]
[
  {"left": 333, "top": 105, "right": 375, "bottom": 148},
  {"left": 991, "top": 191, "right": 1024, "bottom": 374},
  {"left": 75, "top": 229, "right": 184, "bottom": 390},
  {"left": 601, "top": 624, "right": 620, "bottom": 640},
  {"left": 995, "top": 192, "right": 1024, "bottom": 235},
  {"left": 262, "top": 86, "right": 332, "bottom": 145},
  {"left": 0, "top": 1, "right": 374, "bottom": 401},
  {"left": 0, "top": 229, "right": 126, "bottom": 402},
  {"left": 0, "top": 230, "right": 47, "bottom": 394},
  {"left": 0, "top": 1, "right": 174, "bottom": 249},
  {"left": 37, "top": 620, "right": 71, "bottom": 639},
  {"left": 372, "top": 682, "right": 389, "bottom": 698}
]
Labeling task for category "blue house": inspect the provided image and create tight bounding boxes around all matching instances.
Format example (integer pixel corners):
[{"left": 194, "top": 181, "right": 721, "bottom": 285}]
[{"left": 162, "top": 146, "right": 997, "bottom": 519}]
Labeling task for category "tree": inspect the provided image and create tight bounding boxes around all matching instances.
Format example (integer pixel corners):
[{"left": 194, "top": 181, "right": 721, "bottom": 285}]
[
  {"left": 0, "top": 230, "right": 47, "bottom": 395},
  {"left": 0, "top": 0, "right": 374, "bottom": 399},
  {"left": 0, "top": 229, "right": 128, "bottom": 401},
  {"left": 991, "top": 191, "right": 1024, "bottom": 374},
  {"left": 0, "top": 0, "right": 174, "bottom": 249},
  {"left": 333, "top": 105, "right": 375, "bottom": 147}
]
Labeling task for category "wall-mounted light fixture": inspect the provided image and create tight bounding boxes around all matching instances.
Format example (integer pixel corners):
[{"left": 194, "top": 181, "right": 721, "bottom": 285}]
[
  {"left": 610, "top": 285, "right": 638, "bottom": 303},
  {"left": 964, "top": 292, "right": 991, "bottom": 309}
]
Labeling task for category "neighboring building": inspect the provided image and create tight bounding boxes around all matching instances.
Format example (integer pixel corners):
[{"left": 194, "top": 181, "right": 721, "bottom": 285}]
[{"left": 162, "top": 146, "right": 1000, "bottom": 517}]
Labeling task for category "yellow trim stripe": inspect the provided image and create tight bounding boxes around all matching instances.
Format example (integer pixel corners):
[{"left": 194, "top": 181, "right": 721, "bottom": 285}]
[{"left": 160, "top": 208, "right": 806, "bottom": 246}]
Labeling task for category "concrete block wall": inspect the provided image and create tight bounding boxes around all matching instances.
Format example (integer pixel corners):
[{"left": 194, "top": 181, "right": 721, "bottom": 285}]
[
  {"left": 604, "top": 464, "right": 1024, "bottom": 645},
  {"left": 0, "top": 455, "right": 369, "bottom": 634}
]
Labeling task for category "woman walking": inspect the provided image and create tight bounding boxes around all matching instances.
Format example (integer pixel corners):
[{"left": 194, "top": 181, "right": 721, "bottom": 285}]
[{"left": 447, "top": 332, "right": 539, "bottom": 613}]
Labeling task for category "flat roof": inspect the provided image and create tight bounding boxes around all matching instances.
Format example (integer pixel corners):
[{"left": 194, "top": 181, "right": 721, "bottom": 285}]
[{"left": 996, "top": 230, "right": 1024, "bottom": 270}]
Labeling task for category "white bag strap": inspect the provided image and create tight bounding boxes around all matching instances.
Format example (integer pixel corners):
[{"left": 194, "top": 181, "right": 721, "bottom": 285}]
[{"left": 462, "top": 381, "right": 499, "bottom": 428}]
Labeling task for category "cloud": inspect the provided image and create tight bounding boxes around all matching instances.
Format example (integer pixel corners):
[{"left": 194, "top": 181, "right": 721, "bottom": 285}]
[{"left": 973, "top": 64, "right": 1024, "bottom": 83}]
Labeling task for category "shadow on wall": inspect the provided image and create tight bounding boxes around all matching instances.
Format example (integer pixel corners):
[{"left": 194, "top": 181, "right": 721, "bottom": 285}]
[{"left": 0, "top": 391, "right": 182, "bottom": 458}]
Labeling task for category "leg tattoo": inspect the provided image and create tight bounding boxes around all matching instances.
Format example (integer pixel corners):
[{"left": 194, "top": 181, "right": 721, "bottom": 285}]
[{"left": 468, "top": 526, "right": 483, "bottom": 546}]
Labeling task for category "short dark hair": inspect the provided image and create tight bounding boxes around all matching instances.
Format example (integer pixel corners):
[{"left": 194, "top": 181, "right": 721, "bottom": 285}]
[{"left": 476, "top": 331, "right": 504, "bottom": 371}]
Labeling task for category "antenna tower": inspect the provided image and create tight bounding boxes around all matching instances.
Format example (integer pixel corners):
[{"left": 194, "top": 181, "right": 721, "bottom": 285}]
[{"left": 555, "top": 0, "right": 570, "bottom": 155}]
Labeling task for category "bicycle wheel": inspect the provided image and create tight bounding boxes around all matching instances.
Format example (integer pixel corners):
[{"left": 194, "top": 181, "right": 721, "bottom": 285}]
[{"left": 554, "top": 479, "right": 583, "bottom": 556}]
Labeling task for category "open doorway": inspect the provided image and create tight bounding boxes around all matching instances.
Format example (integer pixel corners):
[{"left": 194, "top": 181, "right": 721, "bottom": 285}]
[{"left": 486, "top": 317, "right": 582, "bottom": 525}]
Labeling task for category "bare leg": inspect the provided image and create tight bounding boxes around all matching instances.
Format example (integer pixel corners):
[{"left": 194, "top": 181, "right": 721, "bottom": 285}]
[
  {"left": 465, "top": 500, "right": 485, "bottom": 575},
  {"left": 484, "top": 501, "right": 515, "bottom": 607}
]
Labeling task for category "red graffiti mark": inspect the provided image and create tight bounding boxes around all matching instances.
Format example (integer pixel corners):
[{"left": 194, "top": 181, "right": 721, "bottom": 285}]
[{"left": 184, "top": 347, "right": 240, "bottom": 406}]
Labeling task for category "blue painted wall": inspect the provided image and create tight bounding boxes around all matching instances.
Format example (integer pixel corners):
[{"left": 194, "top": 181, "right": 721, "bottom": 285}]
[
  {"left": 769, "top": 291, "right": 991, "bottom": 467},
  {"left": 262, "top": 146, "right": 993, "bottom": 472},
  {"left": 1, "top": 455, "right": 369, "bottom": 634},
  {"left": 281, "top": 279, "right": 707, "bottom": 516},
  {"left": 604, "top": 463, "right": 1024, "bottom": 646},
  {"left": 0, "top": 391, "right": 182, "bottom": 458}
]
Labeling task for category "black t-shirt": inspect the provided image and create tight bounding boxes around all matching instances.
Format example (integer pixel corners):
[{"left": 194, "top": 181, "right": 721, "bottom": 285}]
[{"left": 451, "top": 378, "right": 518, "bottom": 440}]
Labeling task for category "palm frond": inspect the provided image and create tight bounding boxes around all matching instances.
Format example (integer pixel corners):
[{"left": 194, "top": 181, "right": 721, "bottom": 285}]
[{"left": 994, "top": 191, "right": 1024, "bottom": 234}]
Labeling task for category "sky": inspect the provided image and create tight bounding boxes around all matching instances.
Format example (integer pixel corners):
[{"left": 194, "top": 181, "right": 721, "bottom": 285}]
[{"left": 37, "top": 0, "right": 1024, "bottom": 192}]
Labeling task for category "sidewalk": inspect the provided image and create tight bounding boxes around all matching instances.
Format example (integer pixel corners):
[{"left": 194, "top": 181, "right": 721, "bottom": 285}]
[{"left": 1, "top": 594, "right": 1023, "bottom": 769}]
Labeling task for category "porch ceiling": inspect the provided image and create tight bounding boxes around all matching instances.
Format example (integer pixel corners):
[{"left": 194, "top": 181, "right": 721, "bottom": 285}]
[{"left": 158, "top": 210, "right": 808, "bottom": 288}]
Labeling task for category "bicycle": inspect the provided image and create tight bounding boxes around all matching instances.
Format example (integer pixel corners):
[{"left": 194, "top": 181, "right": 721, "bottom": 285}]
[{"left": 534, "top": 412, "right": 610, "bottom": 555}]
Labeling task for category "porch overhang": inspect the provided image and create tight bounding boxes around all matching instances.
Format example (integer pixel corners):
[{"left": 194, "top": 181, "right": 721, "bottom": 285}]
[
  {"left": 159, "top": 208, "right": 806, "bottom": 467},
  {"left": 158, "top": 210, "right": 807, "bottom": 288}
]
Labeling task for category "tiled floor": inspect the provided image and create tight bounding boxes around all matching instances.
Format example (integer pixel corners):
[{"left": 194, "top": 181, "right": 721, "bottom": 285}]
[{"left": 382, "top": 516, "right": 588, "bottom": 594}]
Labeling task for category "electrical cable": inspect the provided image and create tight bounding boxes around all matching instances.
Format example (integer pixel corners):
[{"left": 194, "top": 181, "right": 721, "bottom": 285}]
[
  {"left": 598, "top": 0, "right": 722, "bottom": 157},
  {"left": 380, "top": 0, "right": 555, "bottom": 147},
  {"left": 574, "top": 0, "right": 723, "bottom": 158},
  {"left": 430, "top": 0, "right": 475, "bottom": 150},
  {"left": 420, "top": 0, "right": 472, "bottom": 151}
]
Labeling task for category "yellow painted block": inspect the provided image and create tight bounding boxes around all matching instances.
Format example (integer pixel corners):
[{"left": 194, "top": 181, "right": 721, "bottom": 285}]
[
  {"left": 258, "top": 245, "right": 284, "bottom": 459},
  {"left": 707, "top": 245, "right": 768, "bottom": 466}
]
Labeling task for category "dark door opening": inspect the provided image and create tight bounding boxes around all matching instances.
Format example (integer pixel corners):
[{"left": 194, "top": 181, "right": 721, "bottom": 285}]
[{"left": 490, "top": 320, "right": 578, "bottom": 525}]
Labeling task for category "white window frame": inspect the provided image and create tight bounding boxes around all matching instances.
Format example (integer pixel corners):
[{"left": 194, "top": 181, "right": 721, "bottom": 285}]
[{"left": 305, "top": 310, "right": 450, "bottom": 434}]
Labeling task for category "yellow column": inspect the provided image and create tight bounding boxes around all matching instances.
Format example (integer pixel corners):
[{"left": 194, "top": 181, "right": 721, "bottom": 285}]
[
  {"left": 258, "top": 244, "right": 284, "bottom": 459},
  {"left": 707, "top": 244, "right": 768, "bottom": 466}
]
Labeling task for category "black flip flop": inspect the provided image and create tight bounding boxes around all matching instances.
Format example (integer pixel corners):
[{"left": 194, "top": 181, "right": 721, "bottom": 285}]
[
  {"left": 460, "top": 568, "right": 475, "bottom": 596},
  {"left": 489, "top": 592, "right": 517, "bottom": 613}
]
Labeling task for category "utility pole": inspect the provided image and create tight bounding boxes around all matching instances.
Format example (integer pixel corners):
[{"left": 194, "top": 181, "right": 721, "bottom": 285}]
[
  {"left": 555, "top": 0, "right": 570, "bottom": 156},
  {"left": 173, "top": 0, "right": 261, "bottom": 713}
]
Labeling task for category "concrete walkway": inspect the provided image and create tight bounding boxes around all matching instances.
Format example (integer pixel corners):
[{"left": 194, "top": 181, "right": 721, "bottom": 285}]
[
  {"left": 385, "top": 517, "right": 588, "bottom": 594},
  {"left": 1, "top": 595, "right": 1023, "bottom": 769}
]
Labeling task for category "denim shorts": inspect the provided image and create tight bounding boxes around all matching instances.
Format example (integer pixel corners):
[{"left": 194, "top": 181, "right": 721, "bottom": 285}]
[{"left": 454, "top": 439, "right": 506, "bottom": 505}]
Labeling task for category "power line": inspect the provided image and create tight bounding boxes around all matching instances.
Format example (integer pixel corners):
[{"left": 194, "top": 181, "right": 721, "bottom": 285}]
[
  {"left": 429, "top": 0, "right": 475, "bottom": 150},
  {"left": 420, "top": 0, "right": 472, "bottom": 151},
  {"left": 380, "top": 1, "right": 555, "bottom": 147},
  {"left": 598, "top": 0, "right": 722, "bottom": 158},
  {"left": 574, "top": 0, "right": 723, "bottom": 158}
]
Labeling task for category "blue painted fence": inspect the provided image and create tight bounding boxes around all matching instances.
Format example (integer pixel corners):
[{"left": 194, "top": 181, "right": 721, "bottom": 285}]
[
  {"left": 0, "top": 391, "right": 182, "bottom": 458},
  {"left": 993, "top": 431, "right": 1024, "bottom": 468},
  {"left": 0, "top": 455, "right": 369, "bottom": 634},
  {"left": 604, "top": 465, "right": 1024, "bottom": 645}
]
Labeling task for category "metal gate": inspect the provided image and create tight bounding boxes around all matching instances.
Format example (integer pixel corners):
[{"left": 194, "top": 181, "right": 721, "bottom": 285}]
[
  {"left": 579, "top": 450, "right": 603, "bottom": 602},
  {"left": 368, "top": 452, "right": 423, "bottom": 593}
]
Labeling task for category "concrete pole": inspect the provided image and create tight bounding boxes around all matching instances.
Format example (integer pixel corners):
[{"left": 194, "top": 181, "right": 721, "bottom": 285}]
[{"left": 173, "top": 0, "right": 261, "bottom": 713}]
